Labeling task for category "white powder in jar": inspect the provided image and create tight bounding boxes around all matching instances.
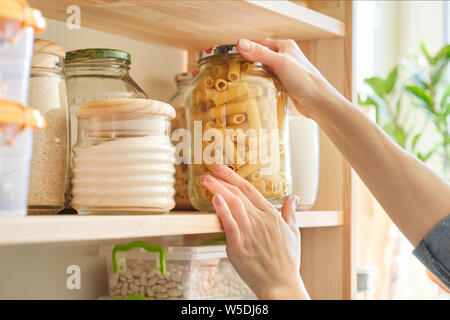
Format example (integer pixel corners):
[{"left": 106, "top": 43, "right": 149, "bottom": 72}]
[{"left": 27, "top": 74, "right": 68, "bottom": 211}]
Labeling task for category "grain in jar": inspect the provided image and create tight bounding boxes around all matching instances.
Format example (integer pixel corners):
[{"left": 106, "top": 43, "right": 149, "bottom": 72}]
[
  {"left": 168, "top": 71, "right": 199, "bottom": 210},
  {"left": 71, "top": 99, "right": 176, "bottom": 214},
  {"left": 185, "top": 44, "right": 292, "bottom": 212},
  {"left": 27, "top": 39, "right": 68, "bottom": 214}
]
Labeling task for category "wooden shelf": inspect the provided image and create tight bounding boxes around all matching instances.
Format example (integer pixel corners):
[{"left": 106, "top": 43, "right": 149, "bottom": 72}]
[
  {"left": 0, "top": 211, "right": 342, "bottom": 246},
  {"left": 29, "top": 0, "right": 345, "bottom": 50}
]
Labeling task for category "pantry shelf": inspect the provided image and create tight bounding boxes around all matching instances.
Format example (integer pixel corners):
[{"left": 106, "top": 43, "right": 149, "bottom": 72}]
[
  {"left": 0, "top": 211, "right": 342, "bottom": 246},
  {"left": 28, "top": 0, "right": 345, "bottom": 50}
]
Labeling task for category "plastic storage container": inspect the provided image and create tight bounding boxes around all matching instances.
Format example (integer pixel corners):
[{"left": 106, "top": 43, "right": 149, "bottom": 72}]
[
  {"left": 289, "top": 103, "right": 319, "bottom": 210},
  {"left": 27, "top": 39, "right": 69, "bottom": 214},
  {"left": 0, "top": 0, "right": 45, "bottom": 105},
  {"left": 71, "top": 99, "right": 176, "bottom": 214},
  {"left": 0, "top": 101, "right": 45, "bottom": 216},
  {"left": 100, "top": 241, "right": 254, "bottom": 300},
  {"left": 185, "top": 44, "right": 292, "bottom": 212},
  {"left": 168, "top": 71, "right": 199, "bottom": 210}
]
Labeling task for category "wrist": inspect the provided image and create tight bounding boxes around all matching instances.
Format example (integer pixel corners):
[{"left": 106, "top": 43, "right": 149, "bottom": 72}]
[{"left": 255, "top": 277, "right": 310, "bottom": 300}]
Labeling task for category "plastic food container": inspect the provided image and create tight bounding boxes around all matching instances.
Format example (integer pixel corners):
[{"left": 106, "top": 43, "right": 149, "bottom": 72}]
[
  {"left": 289, "top": 103, "right": 319, "bottom": 210},
  {"left": 168, "top": 71, "right": 199, "bottom": 210},
  {"left": 0, "top": 101, "right": 45, "bottom": 216},
  {"left": 185, "top": 44, "right": 292, "bottom": 212},
  {"left": 27, "top": 39, "right": 69, "bottom": 214},
  {"left": 100, "top": 241, "right": 254, "bottom": 300},
  {"left": 71, "top": 99, "right": 176, "bottom": 214},
  {"left": 0, "top": 0, "right": 46, "bottom": 105}
]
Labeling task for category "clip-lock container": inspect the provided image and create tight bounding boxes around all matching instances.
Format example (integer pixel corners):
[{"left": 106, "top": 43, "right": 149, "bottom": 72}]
[
  {"left": 71, "top": 98, "right": 176, "bottom": 214},
  {"left": 100, "top": 241, "right": 254, "bottom": 300},
  {"left": 0, "top": 100, "right": 45, "bottom": 216},
  {"left": 0, "top": 0, "right": 46, "bottom": 105},
  {"left": 185, "top": 44, "right": 292, "bottom": 212}
]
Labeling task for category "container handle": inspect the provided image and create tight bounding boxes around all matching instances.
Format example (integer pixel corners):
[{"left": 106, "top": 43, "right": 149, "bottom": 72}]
[{"left": 112, "top": 241, "right": 166, "bottom": 275}]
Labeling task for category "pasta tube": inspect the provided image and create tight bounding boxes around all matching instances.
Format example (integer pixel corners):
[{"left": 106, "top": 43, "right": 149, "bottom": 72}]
[
  {"left": 226, "top": 113, "right": 246, "bottom": 125},
  {"left": 228, "top": 60, "right": 241, "bottom": 82},
  {"left": 236, "top": 163, "right": 260, "bottom": 178},
  {"left": 215, "top": 79, "right": 228, "bottom": 91},
  {"left": 193, "top": 88, "right": 219, "bottom": 105},
  {"left": 212, "top": 82, "right": 249, "bottom": 106},
  {"left": 246, "top": 99, "right": 262, "bottom": 132},
  {"left": 209, "top": 101, "right": 247, "bottom": 119},
  {"left": 198, "top": 75, "right": 214, "bottom": 89},
  {"left": 257, "top": 97, "right": 277, "bottom": 129},
  {"left": 212, "top": 64, "right": 227, "bottom": 78},
  {"left": 249, "top": 170, "right": 263, "bottom": 181},
  {"left": 224, "top": 135, "right": 245, "bottom": 165}
]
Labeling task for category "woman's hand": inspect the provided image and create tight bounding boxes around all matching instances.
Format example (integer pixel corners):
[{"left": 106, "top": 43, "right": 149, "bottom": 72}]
[
  {"left": 236, "top": 38, "right": 346, "bottom": 120},
  {"left": 200, "top": 164, "right": 310, "bottom": 300}
]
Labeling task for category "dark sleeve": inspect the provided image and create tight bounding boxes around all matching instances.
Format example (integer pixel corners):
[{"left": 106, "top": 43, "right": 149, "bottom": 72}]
[{"left": 412, "top": 214, "right": 450, "bottom": 289}]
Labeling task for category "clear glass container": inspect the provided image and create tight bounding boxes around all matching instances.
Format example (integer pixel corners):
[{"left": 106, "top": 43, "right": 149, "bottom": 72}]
[
  {"left": 185, "top": 44, "right": 292, "bottom": 212},
  {"left": 65, "top": 49, "right": 147, "bottom": 207},
  {"left": 27, "top": 39, "right": 69, "bottom": 214},
  {"left": 288, "top": 102, "right": 319, "bottom": 210},
  {"left": 71, "top": 98, "right": 176, "bottom": 215},
  {"left": 168, "top": 71, "right": 198, "bottom": 211},
  {"left": 0, "top": 101, "right": 45, "bottom": 217}
]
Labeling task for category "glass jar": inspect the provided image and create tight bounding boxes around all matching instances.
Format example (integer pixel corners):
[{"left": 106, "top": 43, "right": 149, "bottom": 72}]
[
  {"left": 0, "top": 101, "right": 45, "bottom": 216},
  {"left": 288, "top": 102, "right": 319, "bottom": 210},
  {"left": 71, "top": 98, "right": 176, "bottom": 215},
  {"left": 185, "top": 44, "right": 292, "bottom": 212},
  {"left": 168, "top": 71, "right": 199, "bottom": 211},
  {"left": 65, "top": 48, "right": 147, "bottom": 206},
  {"left": 27, "top": 39, "right": 69, "bottom": 214}
]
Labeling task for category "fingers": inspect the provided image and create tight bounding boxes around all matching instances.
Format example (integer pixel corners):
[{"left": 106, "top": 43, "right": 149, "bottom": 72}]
[
  {"left": 213, "top": 194, "right": 241, "bottom": 246},
  {"left": 200, "top": 174, "right": 250, "bottom": 227},
  {"left": 237, "top": 39, "right": 285, "bottom": 71},
  {"left": 281, "top": 195, "right": 299, "bottom": 227},
  {"left": 212, "top": 164, "right": 275, "bottom": 211}
]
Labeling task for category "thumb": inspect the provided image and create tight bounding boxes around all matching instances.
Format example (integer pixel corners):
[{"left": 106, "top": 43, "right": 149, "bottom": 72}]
[
  {"left": 281, "top": 195, "right": 299, "bottom": 227},
  {"left": 237, "top": 39, "right": 284, "bottom": 70}
]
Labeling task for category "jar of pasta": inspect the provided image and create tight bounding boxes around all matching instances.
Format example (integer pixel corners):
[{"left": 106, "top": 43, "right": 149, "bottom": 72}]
[
  {"left": 168, "top": 71, "right": 199, "bottom": 210},
  {"left": 185, "top": 44, "right": 292, "bottom": 212},
  {"left": 71, "top": 99, "right": 176, "bottom": 214}
]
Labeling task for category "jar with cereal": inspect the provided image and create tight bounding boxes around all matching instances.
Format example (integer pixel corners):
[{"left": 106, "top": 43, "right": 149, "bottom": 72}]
[
  {"left": 168, "top": 71, "right": 199, "bottom": 210},
  {"left": 185, "top": 44, "right": 292, "bottom": 212}
]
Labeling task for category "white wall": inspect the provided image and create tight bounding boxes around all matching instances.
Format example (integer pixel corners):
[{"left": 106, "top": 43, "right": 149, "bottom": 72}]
[{"left": 39, "top": 19, "right": 186, "bottom": 102}]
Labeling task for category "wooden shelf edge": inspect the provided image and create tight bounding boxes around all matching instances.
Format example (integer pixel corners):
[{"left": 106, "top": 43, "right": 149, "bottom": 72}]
[{"left": 0, "top": 211, "right": 342, "bottom": 246}]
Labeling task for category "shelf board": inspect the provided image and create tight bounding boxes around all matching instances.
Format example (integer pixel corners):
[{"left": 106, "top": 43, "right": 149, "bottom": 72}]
[
  {"left": 0, "top": 211, "right": 342, "bottom": 246},
  {"left": 29, "top": 0, "right": 345, "bottom": 50}
]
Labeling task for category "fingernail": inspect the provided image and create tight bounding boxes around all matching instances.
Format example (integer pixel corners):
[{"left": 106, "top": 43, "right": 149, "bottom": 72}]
[
  {"left": 212, "top": 164, "right": 224, "bottom": 172},
  {"left": 213, "top": 194, "right": 224, "bottom": 206},
  {"left": 238, "top": 39, "right": 251, "bottom": 52}
]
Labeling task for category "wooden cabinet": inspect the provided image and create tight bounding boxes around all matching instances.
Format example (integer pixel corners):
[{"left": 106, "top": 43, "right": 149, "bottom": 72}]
[{"left": 2, "top": 0, "right": 355, "bottom": 300}]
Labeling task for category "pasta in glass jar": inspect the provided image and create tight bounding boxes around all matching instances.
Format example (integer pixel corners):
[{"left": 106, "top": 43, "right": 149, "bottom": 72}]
[{"left": 185, "top": 44, "right": 292, "bottom": 212}]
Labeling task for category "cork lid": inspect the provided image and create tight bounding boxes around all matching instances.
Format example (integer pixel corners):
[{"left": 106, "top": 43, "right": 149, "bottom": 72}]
[
  {"left": 32, "top": 39, "right": 65, "bottom": 68},
  {"left": 76, "top": 99, "right": 176, "bottom": 120}
]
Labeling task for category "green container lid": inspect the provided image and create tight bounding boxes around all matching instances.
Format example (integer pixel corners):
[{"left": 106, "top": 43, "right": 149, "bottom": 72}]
[{"left": 65, "top": 48, "right": 131, "bottom": 63}]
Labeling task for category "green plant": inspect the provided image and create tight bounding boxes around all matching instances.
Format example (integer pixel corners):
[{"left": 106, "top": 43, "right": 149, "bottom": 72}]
[{"left": 359, "top": 42, "right": 449, "bottom": 178}]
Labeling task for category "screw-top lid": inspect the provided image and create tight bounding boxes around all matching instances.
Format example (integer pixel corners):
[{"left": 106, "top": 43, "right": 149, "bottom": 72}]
[
  {"left": 198, "top": 44, "right": 239, "bottom": 64},
  {"left": 0, "top": 0, "right": 46, "bottom": 34},
  {"left": 0, "top": 99, "right": 46, "bottom": 128},
  {"left": 76, "top": 98, "right": 176, "bottom": 120},
  {"left": 174, "top": 71, "right": 199, "bottom": 83},
  {"left": 65, "top": 48, "right": 132, "bottom": 63}
]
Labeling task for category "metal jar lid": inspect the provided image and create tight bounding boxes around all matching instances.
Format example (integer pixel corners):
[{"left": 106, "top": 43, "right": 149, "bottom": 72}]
[
  {"left": 65, "top": 48, "right": 132, "bottom": 63},
  {"left": 197, "top": 44, "right": 239, "bottom": 64}
]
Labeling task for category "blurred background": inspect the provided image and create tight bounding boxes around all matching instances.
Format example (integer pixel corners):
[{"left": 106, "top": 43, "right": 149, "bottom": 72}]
[{"left": 355, "top": 0, "right": 449, "bottom": 300}]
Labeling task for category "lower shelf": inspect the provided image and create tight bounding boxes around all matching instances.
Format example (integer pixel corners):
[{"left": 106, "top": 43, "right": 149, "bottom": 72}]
[{"left": 0, "top": 211, "right": 343, "bottom": 246}]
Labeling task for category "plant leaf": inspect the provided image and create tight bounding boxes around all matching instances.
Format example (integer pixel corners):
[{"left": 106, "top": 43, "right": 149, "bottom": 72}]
[
  {"left": 411, "top": 133, "right": 421, "bottom": 151},
  {"left": 432, "top": 44, "right": 450, "bottom": 65},
  {"left": 364, "top": 77, "right": 387, "bottom": 97},
  {"left": 358, "top": 94, "right": 378, "bottom": 107},
  {"left": 431, "top": 59, "right": 449, "bottom": 86},
  {"left": 420, "top": 41, "right": 432, "bottom": 64},
  {"left": 406, "top": 86, "right": 432, "bottom": 107},
  {"left": 402, "top": 59, "right": 428, "bottom": 88},
  {"left": 386, "top": 66, "right": 399, "bottom": 93}
]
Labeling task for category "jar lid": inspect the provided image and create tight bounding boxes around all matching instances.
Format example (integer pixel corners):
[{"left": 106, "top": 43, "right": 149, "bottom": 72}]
[
  {"left": 76, "top": 99, "right": 176, "bottom": 120},
  {"left": 0, "top": 0, "right": 46, "bottom": 34},
  {"left": 32, "top": 39, "right": 65, "bottom": 68},
  {"left": 174, "top": 71, "right": 199, "bottom": 82},
  {"left": 65, "top": 48, "right": 131, "bottom": 63},
  {"left": 198, "top": 44, "right": 239, "bottom": 64},
  {"left": 0, "top": 99, "right": 46, "bottom": 128}
]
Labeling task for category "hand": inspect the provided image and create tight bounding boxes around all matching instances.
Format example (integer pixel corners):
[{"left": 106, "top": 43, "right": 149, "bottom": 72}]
[
  {"left": 236, "top": 38, "right": 346, "bottom": 120},
  {"left": 200, "top": 164, "right": 310, "bottom": 300}
]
